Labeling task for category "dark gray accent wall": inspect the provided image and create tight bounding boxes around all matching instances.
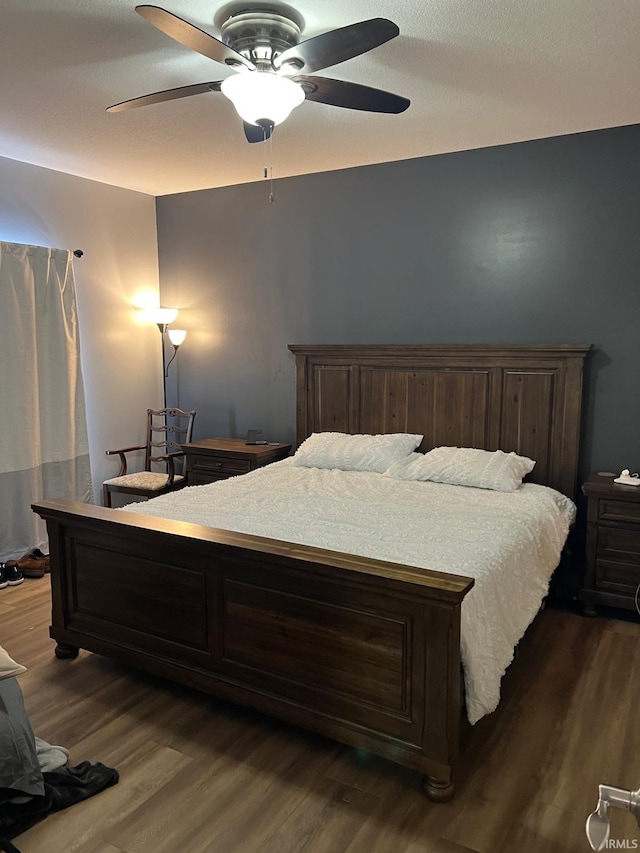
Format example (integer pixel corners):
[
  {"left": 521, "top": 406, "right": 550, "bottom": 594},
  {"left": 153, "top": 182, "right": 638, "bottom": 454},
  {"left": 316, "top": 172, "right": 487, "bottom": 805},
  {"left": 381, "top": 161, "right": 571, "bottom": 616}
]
[{"left": 156, "top": 123, "right": 640, "bottom": 483}]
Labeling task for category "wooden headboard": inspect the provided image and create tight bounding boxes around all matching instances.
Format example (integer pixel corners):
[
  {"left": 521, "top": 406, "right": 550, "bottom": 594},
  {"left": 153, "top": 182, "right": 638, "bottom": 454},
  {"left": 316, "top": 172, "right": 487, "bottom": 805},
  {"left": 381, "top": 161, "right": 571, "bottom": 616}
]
[{"left": 288, "top": 344, "right": 591, "bottom": 498}]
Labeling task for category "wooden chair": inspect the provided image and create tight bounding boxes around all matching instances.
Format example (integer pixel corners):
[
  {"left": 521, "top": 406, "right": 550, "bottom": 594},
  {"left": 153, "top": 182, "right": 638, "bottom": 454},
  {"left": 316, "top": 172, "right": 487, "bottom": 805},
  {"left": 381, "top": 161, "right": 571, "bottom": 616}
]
[{"left": 102, "top": 407, "right": 196, "bottom": 507}]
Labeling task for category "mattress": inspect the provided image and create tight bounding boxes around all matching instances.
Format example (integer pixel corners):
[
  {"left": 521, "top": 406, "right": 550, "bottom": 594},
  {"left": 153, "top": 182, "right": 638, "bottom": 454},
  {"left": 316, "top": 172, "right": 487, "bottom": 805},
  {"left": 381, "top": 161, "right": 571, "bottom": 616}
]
[{"left": 122, "top": 459, "right": 576, "bottom": 724}]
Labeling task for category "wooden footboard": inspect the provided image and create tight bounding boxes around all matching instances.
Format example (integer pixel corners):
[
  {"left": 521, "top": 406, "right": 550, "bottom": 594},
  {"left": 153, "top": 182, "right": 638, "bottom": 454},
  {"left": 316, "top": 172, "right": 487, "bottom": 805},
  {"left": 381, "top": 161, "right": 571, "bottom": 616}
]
[{"left": 33, "top": 498, "right": 473, "bottom": 800}]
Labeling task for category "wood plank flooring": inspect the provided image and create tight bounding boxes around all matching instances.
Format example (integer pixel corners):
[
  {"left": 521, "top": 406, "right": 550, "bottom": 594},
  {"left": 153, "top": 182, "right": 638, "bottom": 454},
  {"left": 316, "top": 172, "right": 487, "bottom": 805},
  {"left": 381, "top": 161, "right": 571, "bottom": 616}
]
[{"left": 2, "top": 579, "right": 639, "bottom": 852}]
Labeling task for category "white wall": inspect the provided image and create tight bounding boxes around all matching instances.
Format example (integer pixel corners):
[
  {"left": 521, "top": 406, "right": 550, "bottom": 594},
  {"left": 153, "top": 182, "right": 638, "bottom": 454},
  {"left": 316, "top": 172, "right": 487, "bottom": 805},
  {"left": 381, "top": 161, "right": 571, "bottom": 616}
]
[{"left": 0, "top": 156, "right": 161, "bottom": 502}]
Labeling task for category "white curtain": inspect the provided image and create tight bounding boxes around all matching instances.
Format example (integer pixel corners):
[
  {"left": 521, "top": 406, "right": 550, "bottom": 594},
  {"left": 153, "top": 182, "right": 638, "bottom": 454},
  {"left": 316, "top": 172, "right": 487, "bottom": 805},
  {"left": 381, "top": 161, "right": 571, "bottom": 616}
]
[{"left": 0, "top": 242, "right": 93, "bottom": 562}]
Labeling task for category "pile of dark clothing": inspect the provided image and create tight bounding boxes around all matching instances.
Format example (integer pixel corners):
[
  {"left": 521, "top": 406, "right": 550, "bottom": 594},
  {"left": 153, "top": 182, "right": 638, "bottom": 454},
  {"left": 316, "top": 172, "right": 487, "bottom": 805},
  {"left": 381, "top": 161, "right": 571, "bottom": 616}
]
[{"left": 0, "top": 650, "right": 119, "bottom": 853}]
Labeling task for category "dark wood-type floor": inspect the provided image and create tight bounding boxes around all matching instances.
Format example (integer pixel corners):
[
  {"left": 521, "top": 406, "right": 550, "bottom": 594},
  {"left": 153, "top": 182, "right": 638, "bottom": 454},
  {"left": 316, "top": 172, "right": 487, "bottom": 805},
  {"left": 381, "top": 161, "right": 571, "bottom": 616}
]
[{"left": 2, "top": 578, "right": 639, "bottom": 853}]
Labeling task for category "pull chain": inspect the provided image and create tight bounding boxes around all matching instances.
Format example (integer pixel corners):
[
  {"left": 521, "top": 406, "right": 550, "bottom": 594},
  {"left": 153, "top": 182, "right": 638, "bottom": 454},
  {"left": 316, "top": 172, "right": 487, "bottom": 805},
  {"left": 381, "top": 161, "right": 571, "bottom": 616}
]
[
  {"left": 261, "top": 125, "right": 275, "bottom": 203},
  {"left": 268, "top": 129, "right": 274, "bottom": 204}
]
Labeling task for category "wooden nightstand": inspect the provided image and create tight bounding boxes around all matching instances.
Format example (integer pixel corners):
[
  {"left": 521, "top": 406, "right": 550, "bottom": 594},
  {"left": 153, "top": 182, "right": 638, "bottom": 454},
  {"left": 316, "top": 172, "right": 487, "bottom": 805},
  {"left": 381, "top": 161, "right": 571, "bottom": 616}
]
[
  {"left": 182, "top": 438, "right": 292, "bottom": 486},
  {"left": 580, "top": 473, "right": 640, "bottom": 617}
]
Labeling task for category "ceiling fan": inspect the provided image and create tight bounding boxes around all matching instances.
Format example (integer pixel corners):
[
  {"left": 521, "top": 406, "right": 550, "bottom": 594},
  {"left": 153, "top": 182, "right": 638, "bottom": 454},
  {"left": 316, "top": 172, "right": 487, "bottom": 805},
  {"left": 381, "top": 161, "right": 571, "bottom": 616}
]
[{"left": 107, "top": 4, "right": 410, "bottom": 143}]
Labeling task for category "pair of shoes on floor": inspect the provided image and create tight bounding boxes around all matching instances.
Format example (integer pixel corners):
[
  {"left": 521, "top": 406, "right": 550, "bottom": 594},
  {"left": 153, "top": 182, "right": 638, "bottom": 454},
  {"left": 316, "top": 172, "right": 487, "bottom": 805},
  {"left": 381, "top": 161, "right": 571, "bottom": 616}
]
[
  {"left": 0, "top": 562, "right": 24, "bottom": 588},
  {"left": 17, "top": 548, "right": 50, "bottom": 578}
]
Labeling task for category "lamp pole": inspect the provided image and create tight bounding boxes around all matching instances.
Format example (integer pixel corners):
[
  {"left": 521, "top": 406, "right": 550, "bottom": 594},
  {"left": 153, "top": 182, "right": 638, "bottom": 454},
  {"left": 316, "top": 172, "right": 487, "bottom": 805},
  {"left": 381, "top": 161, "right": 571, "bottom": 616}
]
[
  {"left": 146, "top": 307, "right": 178, "bottom": 410},
  {"left": 165, "top": 329, "right": 187, "bottom": 410},
  {"left": 158, "top": 325, "right": 168, "bottom": 410}
]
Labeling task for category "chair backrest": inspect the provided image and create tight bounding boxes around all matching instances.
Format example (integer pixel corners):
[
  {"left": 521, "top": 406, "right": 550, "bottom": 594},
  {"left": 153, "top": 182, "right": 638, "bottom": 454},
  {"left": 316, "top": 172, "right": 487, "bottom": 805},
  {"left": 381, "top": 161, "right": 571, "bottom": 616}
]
[{"left": 144, "top": 407, "right": 196, "bottom": 471}]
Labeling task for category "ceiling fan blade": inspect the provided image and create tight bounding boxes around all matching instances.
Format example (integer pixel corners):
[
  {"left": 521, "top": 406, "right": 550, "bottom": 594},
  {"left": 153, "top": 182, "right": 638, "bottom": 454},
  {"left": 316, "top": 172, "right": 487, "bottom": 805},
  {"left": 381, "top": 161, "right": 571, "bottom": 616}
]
[
  {"left": 135, "top": 5, "right": 255, "bottom": 70},
  {"left": 294, "top": 76, "right": 410, "bottom": 114},
  {"left": 107, "top": 81, "right": 222, "bottom": 113},
  {"left": 275, "top": 18, "right": 399, "bottom": 74},
  {"left": 243, "top": 122, "right": 273, "bottom": 144}
]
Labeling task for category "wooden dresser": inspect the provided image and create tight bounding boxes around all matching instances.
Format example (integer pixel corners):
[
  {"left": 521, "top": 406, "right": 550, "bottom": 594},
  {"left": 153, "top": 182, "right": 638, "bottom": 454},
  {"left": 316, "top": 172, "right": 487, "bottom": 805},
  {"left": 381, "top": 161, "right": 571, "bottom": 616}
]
[
  {"left": 581, "top": 473, "right": 640, "bottom": 616},
  {"left": 182, "top": 438, "right": 291, "bottom": 486}
]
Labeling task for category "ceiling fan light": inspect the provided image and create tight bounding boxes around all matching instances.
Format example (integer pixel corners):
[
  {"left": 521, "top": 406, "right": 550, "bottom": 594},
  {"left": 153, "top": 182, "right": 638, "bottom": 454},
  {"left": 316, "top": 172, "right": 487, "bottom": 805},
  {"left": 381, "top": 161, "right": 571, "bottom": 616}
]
[{"left": 221, "top": 73, "right": 304, "bottom": 126}]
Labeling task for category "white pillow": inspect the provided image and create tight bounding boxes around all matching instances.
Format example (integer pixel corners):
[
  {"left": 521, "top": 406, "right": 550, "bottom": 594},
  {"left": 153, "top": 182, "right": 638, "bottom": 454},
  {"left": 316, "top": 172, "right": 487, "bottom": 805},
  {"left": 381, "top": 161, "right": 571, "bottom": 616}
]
[
  {"left": 0, "top": 643, "right": 27, "bottom": 680},
  {"left": 292, "top": 432, "right": 423, "bottom": 473},
  {"left": 386, "top": 446, "right": 536, "bottom": 492}
]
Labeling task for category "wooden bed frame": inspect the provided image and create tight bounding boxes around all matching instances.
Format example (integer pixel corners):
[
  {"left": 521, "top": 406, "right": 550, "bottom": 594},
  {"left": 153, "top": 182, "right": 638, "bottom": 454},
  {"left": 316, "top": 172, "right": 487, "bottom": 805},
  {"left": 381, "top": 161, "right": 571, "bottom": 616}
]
[{"left": 33, "top": 344, "right": 589, "bottom": 801}]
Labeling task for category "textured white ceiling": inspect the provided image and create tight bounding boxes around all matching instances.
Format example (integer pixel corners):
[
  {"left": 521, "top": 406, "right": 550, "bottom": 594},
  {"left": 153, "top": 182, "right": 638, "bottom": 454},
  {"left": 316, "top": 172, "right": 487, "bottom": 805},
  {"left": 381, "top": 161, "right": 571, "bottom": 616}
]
[{"left": 1, "top": 0, "right": 638, "bottom": 196}]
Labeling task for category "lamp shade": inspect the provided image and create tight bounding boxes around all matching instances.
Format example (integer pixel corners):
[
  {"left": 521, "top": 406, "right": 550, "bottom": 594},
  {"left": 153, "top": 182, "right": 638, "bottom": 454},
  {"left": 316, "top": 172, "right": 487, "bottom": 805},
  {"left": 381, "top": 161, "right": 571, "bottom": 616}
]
[
  {"left": 146, "top": 307, "right": 178, "bottom": 326},
  {"left": 221, "top": 72, "right": 304, "bottom": 126},
  {"left": 168, "top": 328, "right": 187, "bottom": 347}
]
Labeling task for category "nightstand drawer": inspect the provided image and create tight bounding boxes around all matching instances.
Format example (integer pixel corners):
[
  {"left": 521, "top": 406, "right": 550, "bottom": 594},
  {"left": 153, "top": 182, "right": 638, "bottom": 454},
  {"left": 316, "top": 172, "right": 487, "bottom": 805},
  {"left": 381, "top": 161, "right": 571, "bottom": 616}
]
[
  {"left": 182, "top": 439, "right": 292, "bottom": 486},
  {"left": 190, "top": 455, "right": 252, "bottom": 477},
  {"left": 595, "top": 558, "right": 640, "bottom": 595},
  {"left": 598, "top": 498, "right": 640, "bottom": 525},
  {"left": 596, "top": 527, "right": 640, "bottom": 566}
]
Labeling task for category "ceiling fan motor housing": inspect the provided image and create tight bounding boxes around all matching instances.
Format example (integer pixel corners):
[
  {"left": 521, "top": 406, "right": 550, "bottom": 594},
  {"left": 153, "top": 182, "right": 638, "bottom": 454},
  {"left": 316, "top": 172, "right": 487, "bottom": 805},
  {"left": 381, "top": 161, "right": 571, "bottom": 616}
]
[{"left": 220, "top": 9, "right": 302, "bottom": 69}]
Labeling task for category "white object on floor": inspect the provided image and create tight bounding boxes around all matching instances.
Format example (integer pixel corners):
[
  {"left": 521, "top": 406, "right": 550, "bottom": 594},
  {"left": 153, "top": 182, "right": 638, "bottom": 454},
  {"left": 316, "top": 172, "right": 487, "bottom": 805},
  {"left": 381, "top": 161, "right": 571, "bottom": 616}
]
[{"left": 35, "top": 736, "right": 69, "bottom": 772}]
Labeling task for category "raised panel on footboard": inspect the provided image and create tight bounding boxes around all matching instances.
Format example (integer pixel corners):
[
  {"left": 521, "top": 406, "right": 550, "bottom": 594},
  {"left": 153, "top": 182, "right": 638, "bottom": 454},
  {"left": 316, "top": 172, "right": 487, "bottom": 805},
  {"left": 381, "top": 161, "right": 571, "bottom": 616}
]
[
  {"left": 58, "top": 526, "right": 218, "bottom": 669},
  {"left": 72, "top": 541, "right": 208, "bottom": 650},
  {"left": 220, "top": 575, "right": 424, "bottom": 744},
  {"left": 223, "top": 581, "right": 408, "bottom": 710}
]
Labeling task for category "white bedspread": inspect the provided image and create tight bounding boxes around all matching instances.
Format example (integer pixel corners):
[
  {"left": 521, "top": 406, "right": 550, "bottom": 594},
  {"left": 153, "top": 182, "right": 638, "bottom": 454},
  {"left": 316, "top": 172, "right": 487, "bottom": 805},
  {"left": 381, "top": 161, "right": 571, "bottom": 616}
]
[{"left": 121, "top": 459, "right": 575, "bottom": 724}]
